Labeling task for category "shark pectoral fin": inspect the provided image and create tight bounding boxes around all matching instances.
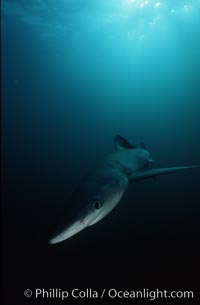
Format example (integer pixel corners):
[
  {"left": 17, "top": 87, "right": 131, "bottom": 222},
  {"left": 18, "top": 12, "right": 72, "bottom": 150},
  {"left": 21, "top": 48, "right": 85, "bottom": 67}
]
[
  {"left": 114, "top": 135, "right": 137, "bottom": 151},
  {"left": 129, "top": 166, "right": 197, "bottom": 183}
]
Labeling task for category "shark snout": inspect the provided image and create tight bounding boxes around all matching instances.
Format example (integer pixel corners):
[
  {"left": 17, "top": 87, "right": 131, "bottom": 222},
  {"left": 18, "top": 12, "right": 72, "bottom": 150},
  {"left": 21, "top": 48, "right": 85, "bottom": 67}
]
[
  {"left": 49, "top": 220, "right": 86, "bottom": 244},
  {"left": 49, "top": 207, "right": 97, "bottom": 244}
]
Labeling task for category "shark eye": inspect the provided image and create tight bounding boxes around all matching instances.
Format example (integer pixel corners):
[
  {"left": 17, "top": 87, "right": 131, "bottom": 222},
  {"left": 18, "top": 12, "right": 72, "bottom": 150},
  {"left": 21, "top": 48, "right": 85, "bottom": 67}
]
[{"left": 93, "top": 199, "right": 101, "bottom": 210}]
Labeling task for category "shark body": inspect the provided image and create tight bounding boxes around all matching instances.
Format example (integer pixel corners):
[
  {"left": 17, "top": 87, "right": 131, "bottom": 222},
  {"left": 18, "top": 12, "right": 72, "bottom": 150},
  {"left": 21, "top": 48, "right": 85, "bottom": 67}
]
[{"left": 49, "top": 135, "right": 196, "bottom": 244}]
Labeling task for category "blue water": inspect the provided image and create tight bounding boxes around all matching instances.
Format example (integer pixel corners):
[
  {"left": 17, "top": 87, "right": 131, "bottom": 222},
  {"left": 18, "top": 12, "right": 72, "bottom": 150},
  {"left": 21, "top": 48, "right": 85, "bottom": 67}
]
[{"left": 2, "top": 1, "right": 200, "bottom": 304}]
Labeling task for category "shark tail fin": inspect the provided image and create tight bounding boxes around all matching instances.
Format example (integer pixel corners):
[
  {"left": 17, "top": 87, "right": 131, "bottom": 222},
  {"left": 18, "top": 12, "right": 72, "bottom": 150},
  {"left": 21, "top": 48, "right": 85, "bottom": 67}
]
[{"left": 129, "top": 165, "right": 197, "bottom": 183}]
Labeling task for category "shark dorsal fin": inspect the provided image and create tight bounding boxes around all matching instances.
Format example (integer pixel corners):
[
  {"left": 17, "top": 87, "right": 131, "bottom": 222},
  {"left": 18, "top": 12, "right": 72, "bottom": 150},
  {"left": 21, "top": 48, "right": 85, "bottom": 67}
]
[
  {"left": 140, "top": 142, "right": 147, "bottom": 149},
  {"left": 114, "top": 135, "right": 137, "bottom": 151}
]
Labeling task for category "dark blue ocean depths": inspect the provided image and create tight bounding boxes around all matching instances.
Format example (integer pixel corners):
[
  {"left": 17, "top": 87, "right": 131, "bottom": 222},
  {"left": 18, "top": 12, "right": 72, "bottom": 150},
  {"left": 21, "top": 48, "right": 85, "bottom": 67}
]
[{"left": 2, "top": 0, "right": 200, "bottom": 304}]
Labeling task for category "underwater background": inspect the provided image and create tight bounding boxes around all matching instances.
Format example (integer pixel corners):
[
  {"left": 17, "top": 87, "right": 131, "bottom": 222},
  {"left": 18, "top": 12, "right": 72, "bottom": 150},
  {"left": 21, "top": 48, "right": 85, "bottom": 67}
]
[{"left": 2, "top": 0, "right": 200, "bottom": 304}]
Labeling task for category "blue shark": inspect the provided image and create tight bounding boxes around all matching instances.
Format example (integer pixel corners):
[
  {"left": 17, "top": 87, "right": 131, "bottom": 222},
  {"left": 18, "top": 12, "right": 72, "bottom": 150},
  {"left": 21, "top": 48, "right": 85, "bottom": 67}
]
[{"left": 49, "top": 135, "right": 196, "bottom": 244}]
